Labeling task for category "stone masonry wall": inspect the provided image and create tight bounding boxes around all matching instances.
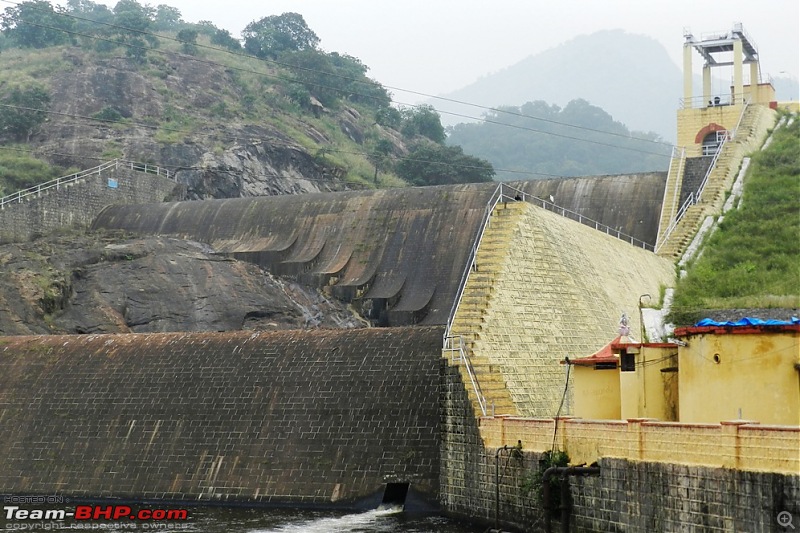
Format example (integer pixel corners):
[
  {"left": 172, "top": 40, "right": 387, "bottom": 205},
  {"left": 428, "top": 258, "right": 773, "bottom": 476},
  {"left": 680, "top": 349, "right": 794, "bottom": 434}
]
[
  {"left": 571, "top": 458, "right": 800, "bottom": 532},
  {"left": 473, "top": 203, "right": 675, "bottom": 417},
  {"left": 441, "top": 365, "right": 800, "bottom": 532},
  {"left": 0, "top": 165, "right": 178, "bottom": 243},
  {"left": 0, "top": 327, "right": 443, "bottom": 506}
]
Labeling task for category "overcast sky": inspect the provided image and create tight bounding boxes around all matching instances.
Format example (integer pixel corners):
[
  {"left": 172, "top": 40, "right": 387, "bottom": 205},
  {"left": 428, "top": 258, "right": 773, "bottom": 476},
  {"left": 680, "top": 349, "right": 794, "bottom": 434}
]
[{"left": 55, "top": 0, "right": 800, "bottom": 100}]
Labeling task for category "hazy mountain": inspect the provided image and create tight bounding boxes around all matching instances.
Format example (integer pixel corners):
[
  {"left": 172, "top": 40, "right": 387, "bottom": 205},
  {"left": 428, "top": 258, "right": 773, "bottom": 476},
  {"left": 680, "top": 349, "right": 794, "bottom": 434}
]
[
  {"left": 436, "top": 30, "right": 799, "bottom": 144},
  {"left": 434, "top": 30, "right": 682, "bottom": 142}
]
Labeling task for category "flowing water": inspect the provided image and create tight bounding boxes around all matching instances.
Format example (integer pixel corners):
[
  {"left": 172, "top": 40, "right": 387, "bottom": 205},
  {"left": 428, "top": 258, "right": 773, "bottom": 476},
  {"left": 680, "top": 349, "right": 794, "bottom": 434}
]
[{"left": 178, "top": 506, "right": 486, "bottom": 533}]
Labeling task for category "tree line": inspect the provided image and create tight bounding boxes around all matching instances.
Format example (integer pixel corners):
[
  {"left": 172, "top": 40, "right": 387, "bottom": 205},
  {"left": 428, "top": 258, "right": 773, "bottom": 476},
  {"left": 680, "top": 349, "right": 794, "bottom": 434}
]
[
  {"left": 447, "top": 99, "right": 671, "bottom": 179},
  {"left": 0, "top": 0, "right": 494, "bottom": 186}
]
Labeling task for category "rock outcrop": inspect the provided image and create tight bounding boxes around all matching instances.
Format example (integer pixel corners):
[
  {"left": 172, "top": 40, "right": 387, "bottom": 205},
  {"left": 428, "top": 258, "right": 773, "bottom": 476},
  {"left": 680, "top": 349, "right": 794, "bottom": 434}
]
[{"left": 0, "top": 231, "right": 364, "bottom": 336}]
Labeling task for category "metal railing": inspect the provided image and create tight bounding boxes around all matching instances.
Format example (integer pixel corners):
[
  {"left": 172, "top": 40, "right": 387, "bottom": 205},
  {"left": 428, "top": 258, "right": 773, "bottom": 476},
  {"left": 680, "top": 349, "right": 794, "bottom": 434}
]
[
  {"left": 444, "top": 182, "right": 527, "bottom": 341},
  {"left": 679, "top": 93, "right": 747, "bottom": 110},
  {"left": 444, "top": 334, "right": 488, "bottom": 416},
  {"left": 656, "top": 146, "right": 686, "bottom": 247},
  {"left": 527, "top": 194, "right": 654, "bottom": 251},
  {"left": 0, "top": 159, "right": 174, "bottom": 209},
  {"left": 655, "top": 100, "right": 751, "bottom": 253}
]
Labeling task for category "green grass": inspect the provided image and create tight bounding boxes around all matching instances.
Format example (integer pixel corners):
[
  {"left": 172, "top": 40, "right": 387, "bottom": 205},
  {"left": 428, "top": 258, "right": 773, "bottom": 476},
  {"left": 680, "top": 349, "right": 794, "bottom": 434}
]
[
  {"left": 667, "top": 113, "right": 800, "bottom": 326},
  {"left": 0, "top": 151, "right": 76, "bottom": 197}
]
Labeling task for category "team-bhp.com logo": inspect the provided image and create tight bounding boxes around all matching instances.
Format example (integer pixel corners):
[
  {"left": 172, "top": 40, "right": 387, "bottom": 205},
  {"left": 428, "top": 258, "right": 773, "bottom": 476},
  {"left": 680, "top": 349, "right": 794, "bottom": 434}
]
[{"left": 4, "top": 505, "right": 188, "bottom": 521}]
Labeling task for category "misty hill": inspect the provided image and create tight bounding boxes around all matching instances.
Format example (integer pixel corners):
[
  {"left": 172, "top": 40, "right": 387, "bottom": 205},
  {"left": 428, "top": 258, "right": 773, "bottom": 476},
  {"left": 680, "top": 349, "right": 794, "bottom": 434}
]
[
  {"left": 447, "top": 98, "right": 671, "bottom": 179},
  {"left": 435, "top": 30, "right": 682, "bottom": 142}
]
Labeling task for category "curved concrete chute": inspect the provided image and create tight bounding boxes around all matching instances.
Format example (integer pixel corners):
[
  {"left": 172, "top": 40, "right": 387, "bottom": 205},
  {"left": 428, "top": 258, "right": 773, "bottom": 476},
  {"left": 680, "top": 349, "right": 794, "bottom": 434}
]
[{"left": 92, "top": 184, "right": 500, "bottom": 326}]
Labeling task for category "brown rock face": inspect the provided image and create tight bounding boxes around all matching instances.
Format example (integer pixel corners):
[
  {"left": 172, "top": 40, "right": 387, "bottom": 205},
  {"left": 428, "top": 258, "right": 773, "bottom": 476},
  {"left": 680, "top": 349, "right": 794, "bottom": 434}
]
[{"left": 0, "top": 232, "right": 363, "bottom": 335}]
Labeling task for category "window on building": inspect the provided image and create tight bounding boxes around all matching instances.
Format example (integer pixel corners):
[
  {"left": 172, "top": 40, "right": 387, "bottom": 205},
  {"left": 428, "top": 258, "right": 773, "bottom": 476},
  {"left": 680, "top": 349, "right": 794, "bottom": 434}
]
[{"left": 620, "top": 350, "right": 635, "bottom": 372}]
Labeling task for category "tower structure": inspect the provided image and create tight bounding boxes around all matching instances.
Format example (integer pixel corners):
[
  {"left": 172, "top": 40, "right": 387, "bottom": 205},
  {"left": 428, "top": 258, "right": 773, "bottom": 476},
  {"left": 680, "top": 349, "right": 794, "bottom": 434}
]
[
  {"left": 678, "top": 23, "right": 775, "bottom": 155},
  {"left": 656, "top": 23, "right": 777, "bottom": 258}
]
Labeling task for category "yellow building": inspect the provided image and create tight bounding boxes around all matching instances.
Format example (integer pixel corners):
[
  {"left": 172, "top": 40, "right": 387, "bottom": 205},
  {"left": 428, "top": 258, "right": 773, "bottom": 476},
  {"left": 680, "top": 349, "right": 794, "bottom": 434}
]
[
  {"left": 569, "top": 320, "right": 800, "bottom": 426},
  {"left": 674, "top": 320, "right": 800, "bottom": 425},
  {"left": 568, "top": 336, "right": 678, "bottom": 421}
]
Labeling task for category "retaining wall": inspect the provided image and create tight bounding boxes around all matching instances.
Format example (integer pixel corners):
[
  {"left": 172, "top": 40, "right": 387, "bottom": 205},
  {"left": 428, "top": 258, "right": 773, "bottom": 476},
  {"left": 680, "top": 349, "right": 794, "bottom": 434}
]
[
  {"left": 441, "top": 363, "right": 800, "bottom": 532},
  {"left": 0, "top": 166, "right": 178, "bottom": 243},
  {"left": 0, "top": 327, "right": 443, "bottom": 506}
]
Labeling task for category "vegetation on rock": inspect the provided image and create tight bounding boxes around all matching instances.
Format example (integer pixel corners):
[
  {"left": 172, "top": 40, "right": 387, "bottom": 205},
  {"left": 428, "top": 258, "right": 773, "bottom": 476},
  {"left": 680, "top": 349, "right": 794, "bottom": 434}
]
[{"left": 0, "top": 0, "right": 494, "bottom": 195}]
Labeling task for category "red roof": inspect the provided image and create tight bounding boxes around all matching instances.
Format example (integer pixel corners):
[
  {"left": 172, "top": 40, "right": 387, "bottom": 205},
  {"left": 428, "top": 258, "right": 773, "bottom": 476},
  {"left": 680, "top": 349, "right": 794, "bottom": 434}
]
[
  {"left": 563, "top": 336, "right": 677, "bottom": 366},
  {"left": 564, "top": 336, "right": 621, "bottom": 366}
]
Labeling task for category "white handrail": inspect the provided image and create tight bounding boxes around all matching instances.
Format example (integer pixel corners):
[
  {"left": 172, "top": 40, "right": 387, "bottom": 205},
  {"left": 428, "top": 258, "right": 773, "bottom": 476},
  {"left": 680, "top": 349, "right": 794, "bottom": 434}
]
[
  {"left": 0, "top": 159, "right": 174, "bottom": 209},
  {"left": 444, "top": 335, "right": 487, "bottom": 416},
  {"left": 654, "top": 99, "right": 751, "bottom": 253}
]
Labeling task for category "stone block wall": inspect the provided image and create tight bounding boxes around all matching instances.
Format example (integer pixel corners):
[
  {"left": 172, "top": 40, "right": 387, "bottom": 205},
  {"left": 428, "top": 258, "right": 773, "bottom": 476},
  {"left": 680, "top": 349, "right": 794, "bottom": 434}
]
[
  {"left": 571, "top": 458, "right": 800, "bottom": 532},
  {"left": 0, "top": 327, "right": 443, "bottom": 506},
  {"left": 471, "top": 203, "right": 675, "bottom": 417},
  {"left": 0, "top": 165, "right": 178, "bottom": 243},
  {"left": 442, "top": 364, "right": 800, "bottom": 532}
]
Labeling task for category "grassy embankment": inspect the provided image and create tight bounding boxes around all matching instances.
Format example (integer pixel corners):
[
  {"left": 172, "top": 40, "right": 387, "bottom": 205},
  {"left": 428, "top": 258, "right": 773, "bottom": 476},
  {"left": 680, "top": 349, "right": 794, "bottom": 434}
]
[{"left": 667, "top": 113, "right": 800, "bottom": 326}]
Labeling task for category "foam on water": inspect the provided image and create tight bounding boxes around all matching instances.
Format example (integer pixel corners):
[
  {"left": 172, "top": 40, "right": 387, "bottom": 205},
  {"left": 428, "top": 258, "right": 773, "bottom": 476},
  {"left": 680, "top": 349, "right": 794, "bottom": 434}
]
[{"left": 251, "top": 506, "right": 404, "bottom": 533}]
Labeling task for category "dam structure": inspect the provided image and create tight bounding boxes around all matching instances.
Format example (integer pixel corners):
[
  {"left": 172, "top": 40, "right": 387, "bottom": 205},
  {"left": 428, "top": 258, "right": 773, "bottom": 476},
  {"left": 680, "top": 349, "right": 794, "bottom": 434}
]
[
  {"left": 1, "top": 23, "right": 797, "bottom": 533},
  {"left": 1, "top": 179, "right": 674, "bottom": 510}
]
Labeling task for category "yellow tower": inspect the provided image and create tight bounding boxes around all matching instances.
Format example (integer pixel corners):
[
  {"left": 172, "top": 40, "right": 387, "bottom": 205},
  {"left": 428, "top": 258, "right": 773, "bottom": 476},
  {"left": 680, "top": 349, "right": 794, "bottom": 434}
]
[{"left": 655, "top": 23, "right": 777, "bottom": 259}]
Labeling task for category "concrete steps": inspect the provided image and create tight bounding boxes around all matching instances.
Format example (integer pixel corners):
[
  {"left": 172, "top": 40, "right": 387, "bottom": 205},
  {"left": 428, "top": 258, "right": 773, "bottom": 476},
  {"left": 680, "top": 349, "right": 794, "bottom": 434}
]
[
  {"left": 658, "top": 104, "right": 772, "bottom": 259},
  {"left": 444, "top": 201, "right": 524, "bottom": 417}
]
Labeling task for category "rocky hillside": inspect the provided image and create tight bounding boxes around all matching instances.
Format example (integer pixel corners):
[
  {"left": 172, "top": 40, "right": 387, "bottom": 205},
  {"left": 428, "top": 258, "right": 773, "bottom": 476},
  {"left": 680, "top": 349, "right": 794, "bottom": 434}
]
[
  {"left": 0, "top": 231, "right": 364, "bottom": 335},
  {"left": 2, "top": 45, "right": 403, "bottom": 198}
]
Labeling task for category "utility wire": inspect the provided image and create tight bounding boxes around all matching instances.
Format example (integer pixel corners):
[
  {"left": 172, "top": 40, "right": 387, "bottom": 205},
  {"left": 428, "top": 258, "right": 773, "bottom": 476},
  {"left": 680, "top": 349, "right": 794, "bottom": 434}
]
[
  {"left": 0, "top": 0, "right": 674, "bottom": 157},
  {"left": 0, "top": 103, "right": 568, "bottom": 179},
  {"left": 1, "top": 0, "right": 675, "bottom": 148}
]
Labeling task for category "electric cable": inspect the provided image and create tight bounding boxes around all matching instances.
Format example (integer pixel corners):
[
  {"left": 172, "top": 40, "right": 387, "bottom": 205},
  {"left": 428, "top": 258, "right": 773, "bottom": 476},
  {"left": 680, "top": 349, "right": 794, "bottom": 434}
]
[{"left": 0, "top": 0, "right": 675, "bottom": 157}]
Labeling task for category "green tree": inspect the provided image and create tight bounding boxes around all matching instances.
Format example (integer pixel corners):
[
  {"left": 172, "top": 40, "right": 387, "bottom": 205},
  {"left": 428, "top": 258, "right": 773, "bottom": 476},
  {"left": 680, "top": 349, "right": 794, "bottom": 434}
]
[
  {"left": 65, "top": 0, "right": 113, "bottom": 44},
  {"left": 367, "top": 138, "right": 394, "bottom": 184},
  {"left": 153, "top": 4, "right": 182, "bottom": 31},
  {"left": 281, "top": 49, "right": 338, "bottom": 107},
  {"left": 176, "top": 28, "right": 197, "bottom": 55},
  {"left": 112, "top": 0, "right": 157, "bottom": 63},
  {"left": 397, "top": 142, "right": 494, "bottom": 186},
  {"left": 242, "top": 13, "right": 319, "bottom": 59},
  {"left": 1, "top": 0, "right": 74, "bottom": 48},
  {"left": 210, "top": 28, "right": 241, "bottom": 51},
  {"left": 0, "top": 86, "right": 51, "bottom": 141},
  {"left": 376, "top": 105, "right": 402, "bottom": 129},
  {"left": 400, "top": 105, "right": 446, "bottom": 144}
]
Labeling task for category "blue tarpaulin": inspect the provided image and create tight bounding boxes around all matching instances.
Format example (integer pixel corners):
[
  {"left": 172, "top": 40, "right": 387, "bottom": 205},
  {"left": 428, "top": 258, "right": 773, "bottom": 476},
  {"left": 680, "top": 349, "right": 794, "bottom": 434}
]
[{"left": 694, "top": 317, "right": 800, "bottom": 327}]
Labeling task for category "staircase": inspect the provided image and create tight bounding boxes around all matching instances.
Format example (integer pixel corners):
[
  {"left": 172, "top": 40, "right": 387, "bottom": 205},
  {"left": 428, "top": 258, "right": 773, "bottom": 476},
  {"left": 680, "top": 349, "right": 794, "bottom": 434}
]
[
  {"left": 656, "top": 104, "right": 775, "bottom": 260},
  {"left": 444, "top": 201, "right": 525, "bottom": 417}
]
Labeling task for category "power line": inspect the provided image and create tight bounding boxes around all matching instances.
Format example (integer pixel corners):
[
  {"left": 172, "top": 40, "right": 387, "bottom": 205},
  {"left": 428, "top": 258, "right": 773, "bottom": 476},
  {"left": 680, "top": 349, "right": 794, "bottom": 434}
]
[
  {"left": 0, "top": 0, "right": 674, "bottom": 157},
  {"left": 0, "top": 102, "right": 568, "bottom": 179}
]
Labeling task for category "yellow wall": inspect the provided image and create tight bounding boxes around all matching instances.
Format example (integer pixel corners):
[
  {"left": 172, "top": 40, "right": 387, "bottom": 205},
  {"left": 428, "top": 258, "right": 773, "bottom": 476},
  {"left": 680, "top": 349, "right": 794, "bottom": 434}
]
[
  {"left": 743, "top": 83, "right": 776, "bottom": 105},
  {"left": 573, "top": 365, "right": 621, "bottom": 419},
  {"left": 480, "top": 416, "right": 800, "bottom": 474},
  {"left": 620, "top": 347, "right": 678, "bottom": 421},
  {"left": 678, "top": 330, "right": 800, "bottom": 425},
  {"left": 677, "top": 105, "right": 744, "bottom": 156},
  {"left": 470, "top": 203, "right": 675, "bottom": 417}
]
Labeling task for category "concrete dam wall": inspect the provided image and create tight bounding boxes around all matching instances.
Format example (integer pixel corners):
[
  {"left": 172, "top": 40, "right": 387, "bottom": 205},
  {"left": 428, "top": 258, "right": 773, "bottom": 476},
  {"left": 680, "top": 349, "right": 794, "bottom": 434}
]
[
  {"left": 510, "top": 172, "right": 666, "bottom": 246},
  {"left": 92, "top": 174, "right": 666, "bottom": 326},
  {"left": 0, "top": 327, "right": 443, "bottom": 506}
]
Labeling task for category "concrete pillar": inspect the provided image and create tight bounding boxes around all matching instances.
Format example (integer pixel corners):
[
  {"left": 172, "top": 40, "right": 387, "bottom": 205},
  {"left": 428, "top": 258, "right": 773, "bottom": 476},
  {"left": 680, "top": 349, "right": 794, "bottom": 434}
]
[
  {"left": 703, "top": 66, "right": 712, "bottom": 106},
  {"left": 733, "top": 39, "right": 744, "bottom": 104},
  {"left": 749, "top": 62, "right": 760, "bottom": 103},
  {"left": 683, "top": 44, "right": 694, "bottom": 106}
]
